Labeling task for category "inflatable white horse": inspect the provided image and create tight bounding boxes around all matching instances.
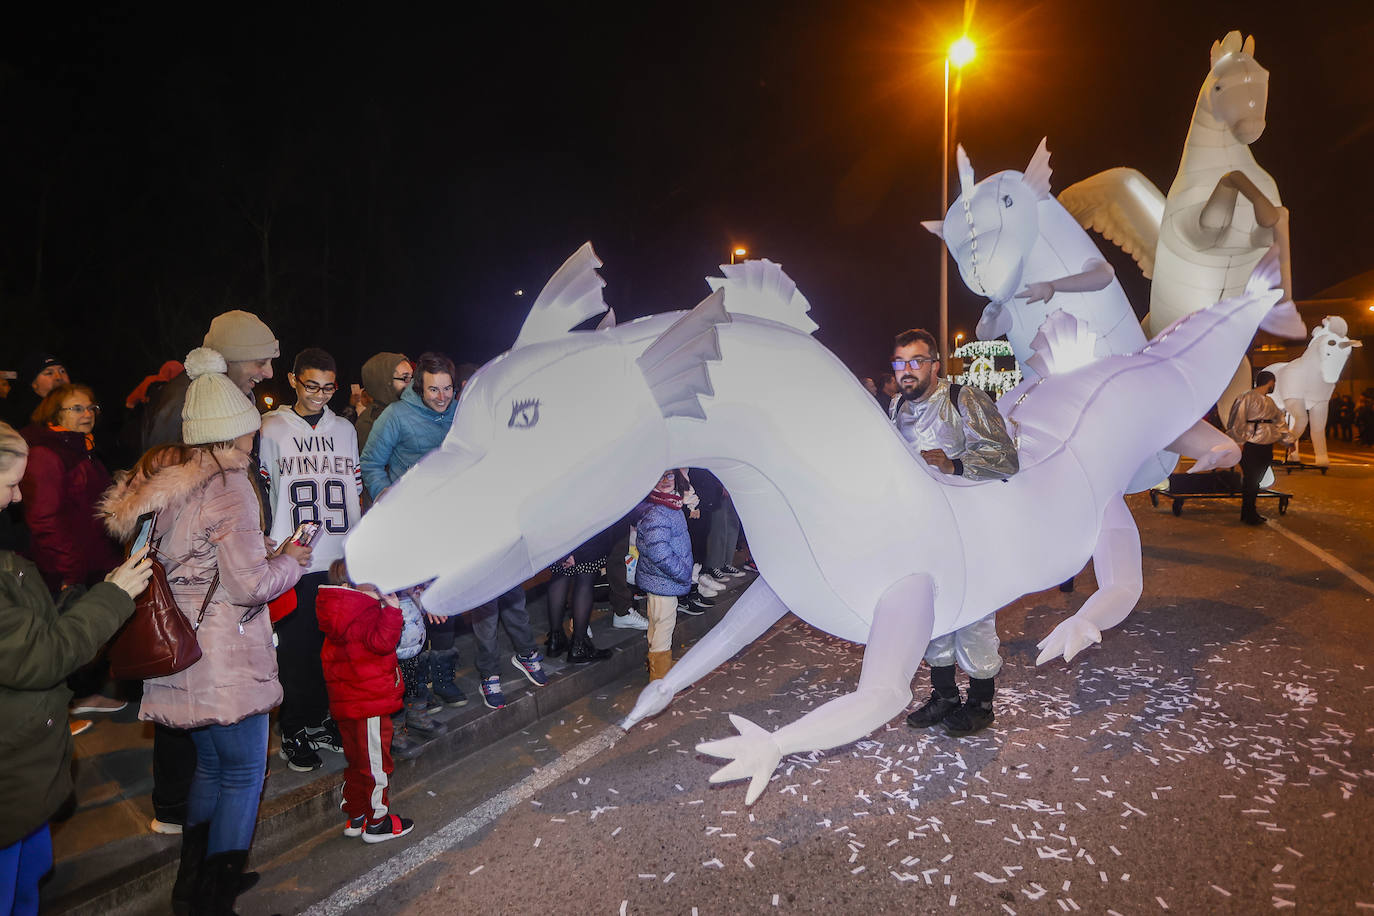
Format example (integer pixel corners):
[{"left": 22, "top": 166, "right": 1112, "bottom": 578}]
[
  {"left": 922, "top": 139, "right": 1242, "bottom": 491},
  {"left": 345, "top": 244, "right": 1286, "bottom": 806},
  {"left": 1061, "top": 30, "right": 1305, "bottom": 418},
  {"left": 1267, "top": 316, "right": 1362, "bottom": 465}
]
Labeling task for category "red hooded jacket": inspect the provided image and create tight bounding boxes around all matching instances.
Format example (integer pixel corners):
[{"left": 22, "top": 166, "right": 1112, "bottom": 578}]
[{"left": 314, "top": 585, "right": 403, "bottom": 720}]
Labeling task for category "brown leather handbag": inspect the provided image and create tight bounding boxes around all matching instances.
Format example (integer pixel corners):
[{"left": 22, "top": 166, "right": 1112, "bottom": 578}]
[{"left": 108, "top": 538, "right": 219, "bottom": 680}]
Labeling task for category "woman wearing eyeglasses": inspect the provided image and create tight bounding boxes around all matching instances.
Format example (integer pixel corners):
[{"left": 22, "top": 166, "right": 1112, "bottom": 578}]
[
  {"left": 20, "top": 384, "right": 130, "bottom": 722},
  {"left": 20, "top": 384, "right": 124, "bottom": 595}
]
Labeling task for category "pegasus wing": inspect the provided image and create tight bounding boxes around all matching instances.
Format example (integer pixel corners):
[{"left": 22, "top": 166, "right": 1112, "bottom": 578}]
[{"left": 1058, "top": 168, "right": 1164, "bottom": 280}]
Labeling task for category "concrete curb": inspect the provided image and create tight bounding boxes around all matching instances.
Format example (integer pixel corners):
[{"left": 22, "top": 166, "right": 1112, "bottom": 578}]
[{"left": 50, "top": 598, "right": 732, "bottom": 915}]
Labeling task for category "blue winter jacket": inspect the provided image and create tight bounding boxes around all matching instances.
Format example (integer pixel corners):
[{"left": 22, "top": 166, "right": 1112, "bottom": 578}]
[
  {"left": 360, "top": 386, "right": 456, "bottom": 499},
  {"left": 634, "top": 503, "right": 693, "bottom": 597}
]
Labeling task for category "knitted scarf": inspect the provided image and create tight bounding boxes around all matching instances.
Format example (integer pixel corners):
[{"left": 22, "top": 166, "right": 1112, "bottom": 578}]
[{"left": 648, "top": 488, "right": 683, "bottom": 511}]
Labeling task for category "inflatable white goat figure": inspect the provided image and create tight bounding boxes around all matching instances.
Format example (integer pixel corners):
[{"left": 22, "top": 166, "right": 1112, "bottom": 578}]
[
  {"left": 1267, "top": 316, "right": 1362, "bottom": 465},
  {"left": 1061, "top": 30, "right": 1305, "bottom": 419},
  {"left": 346, "top": 243, "right": 1287, "bottom": 806},
  {"left": 922, "top": 139, "right": 1242, "bottom": 491}
]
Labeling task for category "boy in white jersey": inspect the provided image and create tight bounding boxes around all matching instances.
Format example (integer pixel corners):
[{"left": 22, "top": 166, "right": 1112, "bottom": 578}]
[{"left": 259, "top": 347, "right": 364, "bottom": 771}]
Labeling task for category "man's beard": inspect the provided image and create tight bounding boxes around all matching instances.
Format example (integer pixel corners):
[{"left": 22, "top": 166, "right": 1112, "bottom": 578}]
[{"left": 898, "top": 374, "right": 933, "bottom": 401}]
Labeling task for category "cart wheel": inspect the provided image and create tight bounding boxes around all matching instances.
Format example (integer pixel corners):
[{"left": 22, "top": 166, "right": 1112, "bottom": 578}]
[
  {"left": 1172, "top": 498, "right": 1183, "bottom": 517},
  {"left": 1150, "top": 491, "right": 1160, "bottom": 508},
  {"left": 1279, "top": 497, "right": 1289, "bottom": 515}
]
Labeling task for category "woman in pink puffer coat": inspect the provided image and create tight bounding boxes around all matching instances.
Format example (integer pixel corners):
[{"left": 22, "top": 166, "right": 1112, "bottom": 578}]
[{"left": 101, "top": 349, "right": 309, "bottom": 915}]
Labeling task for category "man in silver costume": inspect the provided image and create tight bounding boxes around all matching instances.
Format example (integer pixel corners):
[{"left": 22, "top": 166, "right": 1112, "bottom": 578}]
[
  {"left": 887, "top": 328, "right": 1018, "bottom": 736},
  {"left": 1225, "top": 369, "right": 1291, "bottom": 526}
]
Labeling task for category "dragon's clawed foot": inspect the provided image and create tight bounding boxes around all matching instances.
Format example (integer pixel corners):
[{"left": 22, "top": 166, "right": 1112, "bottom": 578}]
[
  {"left": 1035, "top": 615, "right": 1103, "bottom": 665},
  {"left": 1187, "top": 440, "right": 1241, "bottom": 473},
  {"left": 696, "top": 714, "right": 783, "bottom": 806}
]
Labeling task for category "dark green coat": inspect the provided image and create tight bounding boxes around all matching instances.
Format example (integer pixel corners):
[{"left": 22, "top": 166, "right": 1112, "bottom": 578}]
[{"left": 0, "top": 550, "right": 133, "bottom": 848}]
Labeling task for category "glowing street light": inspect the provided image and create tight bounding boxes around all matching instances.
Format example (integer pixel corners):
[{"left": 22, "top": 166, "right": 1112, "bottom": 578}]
[
  {"left": 940, "top": 35, "right": 976, "bottom": 374},
  {"left": 731, "top": 246, "right": 748, "bottom": 264}
]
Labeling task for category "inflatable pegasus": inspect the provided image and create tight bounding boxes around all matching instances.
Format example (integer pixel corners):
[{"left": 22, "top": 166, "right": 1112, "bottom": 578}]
[
  {"left": 1060, "top": 30, "right": 1305, "bottom": 418},
  {"left": 1267, "top": 316, "right": 1362, "bottom": 465},
  {"left": 345, "top": 243, "right": 1287, "bottom": 806},
  {"left": 922, "top": 139, "right": 1242, "bottom": 491}
]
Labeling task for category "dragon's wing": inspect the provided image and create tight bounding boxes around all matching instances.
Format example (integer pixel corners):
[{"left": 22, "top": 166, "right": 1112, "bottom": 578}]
[{"left": 1058, "top": 168, "right": 1164, "bottom": 280}]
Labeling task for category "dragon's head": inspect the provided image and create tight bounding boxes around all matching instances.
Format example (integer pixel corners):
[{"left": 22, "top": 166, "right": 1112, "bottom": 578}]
[
  {"left": 922, "top": 139, "right": 1054, "bottom": 305},
  {"left": 344, "top": 245, "right": 667, "bottom": 614}
]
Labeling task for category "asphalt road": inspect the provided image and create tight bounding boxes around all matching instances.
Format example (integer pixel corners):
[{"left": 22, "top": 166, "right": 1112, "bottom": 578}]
[{"left": 241, "top": 444, "right": 1374, "bottom": 916}]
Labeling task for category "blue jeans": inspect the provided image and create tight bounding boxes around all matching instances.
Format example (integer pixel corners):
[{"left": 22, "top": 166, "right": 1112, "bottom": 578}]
[
  {"left": 0, "top": 823, "right": 51, "bottom": 916},
  {"left": 469, "top": 585, "right": 536, "bottom": 678},
  {"left": 188, "top": 714, "right": 269, "bottom": 855}
]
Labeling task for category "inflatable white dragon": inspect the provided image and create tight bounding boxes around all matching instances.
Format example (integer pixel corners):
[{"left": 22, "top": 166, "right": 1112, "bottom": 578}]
[
  {"left": 346, "top": 243, "right": 1287, "bottom": 805},
  {"left": 923, "top": 138, "right": 1243, "bottom": 491},
  {"left": 1061, "top": 30, "right": 1305, "bottom": 418}
]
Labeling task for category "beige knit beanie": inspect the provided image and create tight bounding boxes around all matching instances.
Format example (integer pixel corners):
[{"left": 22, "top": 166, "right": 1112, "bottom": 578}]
[
  {"left": 203, "top": 310, "right": 279, "bottom": 362},
  {"left": 181, "top": 348, "right": 262, "bottom": 445}
]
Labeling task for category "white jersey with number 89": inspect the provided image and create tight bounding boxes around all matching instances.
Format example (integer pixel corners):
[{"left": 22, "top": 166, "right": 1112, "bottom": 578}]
[{"left": 259, "top": 406, "right": 363, "bottom": 574}]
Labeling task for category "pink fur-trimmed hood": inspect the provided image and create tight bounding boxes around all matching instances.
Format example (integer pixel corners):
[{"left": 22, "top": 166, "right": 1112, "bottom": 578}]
[{"left": 100, "top": 447, "right": 253, "bottom": 540}]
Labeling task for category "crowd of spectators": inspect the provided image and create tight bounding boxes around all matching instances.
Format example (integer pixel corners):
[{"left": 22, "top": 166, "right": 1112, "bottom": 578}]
[{"left": 0, "top": 308, "right": 754, "bottom": 913}]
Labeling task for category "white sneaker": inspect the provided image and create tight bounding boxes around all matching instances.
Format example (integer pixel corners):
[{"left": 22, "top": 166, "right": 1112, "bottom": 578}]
[
  {"left": 698, "top": 571, "right": 727, "bottom": 593},
  {"left": 612, "top": 608, "right": 650, "bottom": 630}
]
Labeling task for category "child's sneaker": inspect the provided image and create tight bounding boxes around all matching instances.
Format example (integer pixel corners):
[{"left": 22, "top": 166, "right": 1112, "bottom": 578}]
[
  {"left": 362, "top": 813, "right": 414, "bottom": 844},
  {"left": 306, "top": 717, "right": 344, "bottom": 754},
  {"left": 343, "top": 814, "right": 366, "bottom": 837},
  {"left": 511, "top": 651, "right": 549, "bottom": 687},
  {"left": 480, "top": 675, "right": 507, "bottom": 709}
]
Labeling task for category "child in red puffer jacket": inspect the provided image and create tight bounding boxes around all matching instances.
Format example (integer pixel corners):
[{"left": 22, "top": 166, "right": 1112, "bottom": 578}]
[{"left": 316, "top": 560, "right": 414, "bottom": 844}]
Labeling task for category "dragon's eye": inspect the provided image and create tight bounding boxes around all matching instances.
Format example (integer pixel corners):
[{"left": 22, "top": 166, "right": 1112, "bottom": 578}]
[
  {"left": 1002, "top": 195, "right": 1013, "bottom": 208},
  {"left": 508, "top": 398, "right": 540, "bottom": 429}
]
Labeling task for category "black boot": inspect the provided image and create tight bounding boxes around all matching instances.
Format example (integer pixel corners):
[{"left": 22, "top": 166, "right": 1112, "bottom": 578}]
[
  {"left": 172, "top": 822, "right": 209, "bottom": 916},
  {"left": 944, "top": 677, "right": 995, "bottom": 736},
  {"left": 545, "top": 628, "right": 570, "bottom": 658},
  {"left": 194, "top": 849, "right": 251, "bottom": 915},
  {"left": 905, "top": 665, "right": 961, "bottom": 728},
  {"left": 429, "top": 648, "right": 467, "bottom": 706},
  {"left": 566, "top": 632, "right": 611, "bottom": 664}
]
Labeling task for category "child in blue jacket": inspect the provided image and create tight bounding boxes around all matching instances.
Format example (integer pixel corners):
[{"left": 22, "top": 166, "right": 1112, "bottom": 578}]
[{"left": 633, "top": 470, "right": 694, "bottom": 680}]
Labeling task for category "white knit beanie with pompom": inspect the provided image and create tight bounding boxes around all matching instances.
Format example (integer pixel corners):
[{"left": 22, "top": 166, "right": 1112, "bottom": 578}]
[{"left": 181, "top": 347, "right": 262, "bottom": 445}]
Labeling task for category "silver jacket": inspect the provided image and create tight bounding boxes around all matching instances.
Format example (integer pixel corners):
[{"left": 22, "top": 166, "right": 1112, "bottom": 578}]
[
  {"left": 889, "top": 379, "right": 1019, "bottom": 481},
  {"left": 1226, "top": 388, "right": 1291, "bottom": 446}
]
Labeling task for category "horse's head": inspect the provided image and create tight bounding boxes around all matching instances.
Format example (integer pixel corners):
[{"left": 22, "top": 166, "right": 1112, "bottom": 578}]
[
  {"left": 922, "top": 139, "right": 1054, "bottom": 305},
  {"left": 1307, "top": 316, "right": 1363, "bottom": 384},
  {"left": 344, "top": 244, "right": 670, "bottom": 613},
  {"left": 1203, "top": 31, "right": 1268, "bottom": 145}
]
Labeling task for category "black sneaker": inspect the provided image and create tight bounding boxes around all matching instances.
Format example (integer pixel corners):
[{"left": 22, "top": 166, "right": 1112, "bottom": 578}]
[
  {"left": 905, "top": 691, "right": 962, "bottom": 729},
  {"left": 362, "top": 813, "right": 414, "bottom": 844},
  {"left": 942, "top": 699, "right": 995, "bottom": 736},
  {"left": 307, "top": 718, "right": 344, "bottom": 754},
  {"left": 680, "top": 593, "right": 712, "bottom": 616},
  {"left": 279, "top": 728, "right": 324, "bottom": 772}
]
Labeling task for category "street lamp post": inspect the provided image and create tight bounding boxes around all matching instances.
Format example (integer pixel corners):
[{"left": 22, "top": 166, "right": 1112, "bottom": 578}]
[
  {"left": 940, "top": 36, "right": 975, "bottom": 374},
  {"left": 731, "top": 246, "right": 748, "bottom": 265}
]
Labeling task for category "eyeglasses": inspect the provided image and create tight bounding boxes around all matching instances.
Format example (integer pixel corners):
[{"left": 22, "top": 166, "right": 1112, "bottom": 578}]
[
  {"left": 891, "top": 357, "right": 938, "bottom": 371},
  {"left": 299, "top": 382, "right": 338, "bottom": 395},
  {"left": 393, "top": 373, "right": 413, "bottom": 384},
  {"left": 60, "top": 404, "right": 101, "bottom": 415}
]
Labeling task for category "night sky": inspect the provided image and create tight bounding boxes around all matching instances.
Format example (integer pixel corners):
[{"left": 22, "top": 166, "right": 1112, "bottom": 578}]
[{"left": 3, "top": 1, "right": 1372, "bottom": 404}]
